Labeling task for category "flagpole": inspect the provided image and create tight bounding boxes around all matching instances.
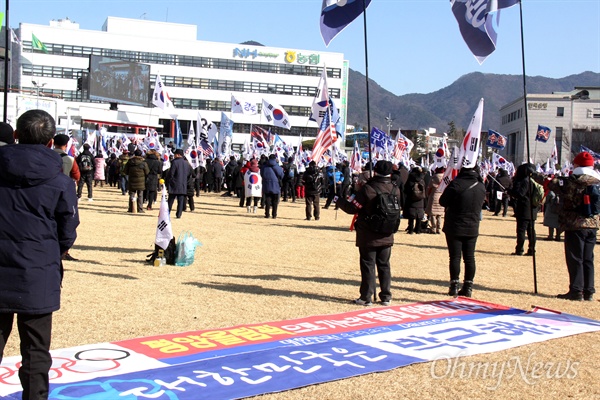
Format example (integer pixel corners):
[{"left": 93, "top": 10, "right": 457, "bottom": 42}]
[
  {"left": 361, "top": 0, "right": 373, "bottom": 179},
  {"left": 3, "top": 0, "right": 10, "bottom": 123},
  {"left": 519, "top": 0, "right": 538, "bottom": 294}
]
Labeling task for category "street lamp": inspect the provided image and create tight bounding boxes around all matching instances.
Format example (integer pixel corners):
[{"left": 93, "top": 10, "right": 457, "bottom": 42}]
[
  {"left": 385, "top": 114, "right": 393, "bottom": 135},
  {"left": 32, "top": 80, "right": 47, "bottom": 108}
]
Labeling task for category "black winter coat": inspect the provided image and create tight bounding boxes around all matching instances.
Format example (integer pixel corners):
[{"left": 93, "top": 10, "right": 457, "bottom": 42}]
[
  {"left": 145, "top": 153, "right": 162, "bottom": 192},
  {"left": 124, "top": 155, "right": 150, "bottom": 191},
  {"left": 0, "top": 145, "right": 79, "bottom": 314},
  {"left": 439, "top": 168, "right": 486, "bottom": 237},
  {"left": 167, "top": 157, "right": 192, "bottom": 195},
  {"left": 337, "top": 175, "right": 397, "bottom": 248}
]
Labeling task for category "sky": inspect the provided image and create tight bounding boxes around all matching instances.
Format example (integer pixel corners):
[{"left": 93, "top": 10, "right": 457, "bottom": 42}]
[{"left": 8, "top": 0, "right": 600, "bottom": 96}]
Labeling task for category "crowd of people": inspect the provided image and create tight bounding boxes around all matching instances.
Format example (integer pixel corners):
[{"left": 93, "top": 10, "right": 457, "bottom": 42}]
[{"left": 0, "top": 109, "right": 599, "bottom": 398}]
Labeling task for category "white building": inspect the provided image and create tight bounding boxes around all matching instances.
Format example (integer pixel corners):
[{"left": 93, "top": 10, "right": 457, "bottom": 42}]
[
  {"left": 5, "top": 17, "right": 348, "bottom": 147},
  {"left": 499, "top": 87, "right": 600, "bottom": 166}
]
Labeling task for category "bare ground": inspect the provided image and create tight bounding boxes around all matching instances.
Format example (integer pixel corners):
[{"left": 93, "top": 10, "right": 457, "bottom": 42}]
[{"left": 4, "top": 186, "right": 599, "bottom": 399}]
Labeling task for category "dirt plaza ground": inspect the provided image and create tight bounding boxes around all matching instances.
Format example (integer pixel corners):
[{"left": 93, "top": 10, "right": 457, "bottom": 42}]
[{"left": 3, "top": 186, "right": 599, "bottom": 399}]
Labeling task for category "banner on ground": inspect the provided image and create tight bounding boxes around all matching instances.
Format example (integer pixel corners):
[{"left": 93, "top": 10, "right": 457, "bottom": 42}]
[{"left": 0, "top": 299, "right": 598, "bottom": 399}]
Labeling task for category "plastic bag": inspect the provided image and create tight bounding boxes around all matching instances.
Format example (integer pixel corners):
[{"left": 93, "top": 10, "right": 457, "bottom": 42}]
[{"left": 175, "top": 231, "right": 202, "bottom": 267}]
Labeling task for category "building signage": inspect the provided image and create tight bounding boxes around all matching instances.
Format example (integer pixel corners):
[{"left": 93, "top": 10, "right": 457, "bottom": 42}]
[
  {"left": 233, "top": 48, "right": 279, "bottom": 59},
  {"left": 284, "top": 51, "right": 320, "bottom": 65},
  {"left": 528, "top": 102, "right": 548, "bottom": 110}
]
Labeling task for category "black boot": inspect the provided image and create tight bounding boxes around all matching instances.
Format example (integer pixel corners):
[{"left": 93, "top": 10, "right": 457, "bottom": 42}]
[
  {"left": 457, "top": 280, "right": 473, "bottom": 297},
  {"left": 448, "top": 280, "right": 460, "bottom": 297}
]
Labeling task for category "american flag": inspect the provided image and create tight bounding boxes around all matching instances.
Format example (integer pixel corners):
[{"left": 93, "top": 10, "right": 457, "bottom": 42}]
[
  {"left": 311, "top": 110, "right": 337, "bottom": 163},
  {"left": 199, "top": 139, "right": 214, "bottom": 157}
]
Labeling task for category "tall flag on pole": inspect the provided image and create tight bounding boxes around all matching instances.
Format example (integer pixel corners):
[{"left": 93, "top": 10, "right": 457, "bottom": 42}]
[
  {"left": 535, "top": 125, "right": 551, "bottom": 143},
  {"left": 262, "top": 99, "right": 291, "bottom": 130},
  {"left": 31, "top": 33, "right": 48, "bottom": 53},
  {"left": 199, "top": 139, "right": 214, "bottom": 158},
  {"left": 393, "top": 131, "right": 414, "bottom": 163},
  {"left": 152, "top": 74, "right": 177, "bottom": 117},
  {"left": 439, "top": 146, "right": 461, "bottom": 193},
  {"left": 549, "top": 140, "right": 559, "bottom": 168},
  {"left": 320, "top": 0, "right": 372, "bottom": 47},
  {"left": 155, "top": 186, "right": 173, "bottom": 251},
  {"left": 231, "top": 94, "right": 258, "bottom": 115},
  {"left": 350, "top": 139, "right": 362, "bottom": 173},
  {"left": 187, "top": 123, "right": 196, "bottom": 147},
  {"left": 450, "top": 0, "right": 520, "bottom": 64},
  {"left": 10, "top": 29, "right": 21, "bottom": 45},
  {"left": 458, "top": 98, "right": 485, "bottom": 168},
  {"left": 311, "top": 110, "right": 337, "bottom": 163},
  {"left": 174, "top": 119, "right": 183, "bottom": 149},
  {"left": 310, "top": 68, "right": 330, "bottom": 128},
  {"left": 486, "top": 129, "right": 507, "bottom": 150}
]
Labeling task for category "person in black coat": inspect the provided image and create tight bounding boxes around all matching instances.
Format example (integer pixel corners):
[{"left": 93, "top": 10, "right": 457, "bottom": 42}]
[
  {"left": 508, "top": 163, "right": 539, "bottom": 256},
  {"left": 493, "top": 168, "right": 513, "bottom": 217},
  {"left": 337, "top": 160, "right": 398, "bottom": 306},
  {"left": 144, "top": 150, "right": 162, "bottom": 211},
  {"left": 439, "top": 166, "right": 486, "bottom": 297},
  {"left": 403, "top": 167, "right": 426, "bottom": 234},
  {"left": 166, "top": 149, "right": 192, "bottom": 219},
  {"left": 0, "top": 110, "right": 79, "bottom": 399}
]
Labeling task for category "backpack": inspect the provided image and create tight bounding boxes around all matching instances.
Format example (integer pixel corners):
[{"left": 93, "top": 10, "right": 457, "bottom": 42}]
[
  {"left": 411, "top": 180, "right": 426, "bottom": 201},
  {"left": 146, "top": 237, "right": 177, "bottom": 266},
  {"left": 80, "top": 154, "right": 93, "bottom": 172},
  {"left": 530, "top": 179, "right": 545, "bottom": 208},
  {"left": 365, "top": 185, "right": 401, "bottom": 234},
  {"left": 580, "top": 184, "right": 600, "bottom": 217}
]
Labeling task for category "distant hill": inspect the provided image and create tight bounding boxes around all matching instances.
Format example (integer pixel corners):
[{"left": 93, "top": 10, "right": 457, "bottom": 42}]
[{"left": 347, "top": 70, "right": 600, "bottom": 133}]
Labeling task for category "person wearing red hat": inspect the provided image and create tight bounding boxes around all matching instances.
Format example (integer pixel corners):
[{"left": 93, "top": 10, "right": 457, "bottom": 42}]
[{"left": 549, "top": 151, "right": 600, "bottom": 301}]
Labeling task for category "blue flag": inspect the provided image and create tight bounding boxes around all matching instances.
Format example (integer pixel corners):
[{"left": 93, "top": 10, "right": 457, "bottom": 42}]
[
  {"left": 580, "top": 145, "right": 600, "bottom": 162},
  {"left": 486, "top": 129, "right": 507, "bottom": 150},
  {"left": 320, "top": 0, "right": 372, "bottom": 47},
  {"left": 450, "top": 0, "right": 519, "bottom": 64},
  {"left": 174, "top": 119, "right": 183, "bottom": 149},
  {"left": 535, "top": 125, "right": 551, "bottom": 143}
]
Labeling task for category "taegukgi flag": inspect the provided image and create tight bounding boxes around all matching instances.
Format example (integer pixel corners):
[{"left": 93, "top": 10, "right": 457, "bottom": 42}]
[
  {"left": 155, "top": 186, "right": 173, "bottom": 251},
  {"left": 152, "top": 74, "right": 177, "bottom": 117},
  {"left": 457, "top": 98, "right": 484, "bottom": 168},
  {"left": 262, "top": 99, "right": 291, "bottom": 130}
]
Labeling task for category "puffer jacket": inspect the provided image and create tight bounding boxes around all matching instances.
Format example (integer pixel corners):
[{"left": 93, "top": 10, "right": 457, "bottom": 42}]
[
  {"left": 549, "top": 169, "right": 600, "bottom": 231},
  {"left": 0, "top": 144, "right": 79, "bottom": 314},
  {"left": 124, "top": 155, "right": 149, "bottom": 191},
  {"left": 260, "top": 158, "right": 284, "bottom": 194},
  {"left": 337, "top": 175, "right": 398, "bottom": 248},
  {"left": 439, "top": 168, "right": 486, "bottom": 237}
]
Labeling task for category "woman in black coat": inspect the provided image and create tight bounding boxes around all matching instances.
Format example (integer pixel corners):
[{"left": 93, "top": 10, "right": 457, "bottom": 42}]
[
  {"left": 439, "top": 166, "right": 486, "bottom": 297},
  {"left": 144, "top": 150, "right": 162, "bottom": 210},
  {"left": 403, "top": 167, "right": 426, "bottom": 234}
]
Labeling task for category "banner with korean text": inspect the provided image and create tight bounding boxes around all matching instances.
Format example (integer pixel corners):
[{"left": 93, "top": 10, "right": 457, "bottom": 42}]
[{"left": 0, "top": 298, "right": 598, "bottom": 399}]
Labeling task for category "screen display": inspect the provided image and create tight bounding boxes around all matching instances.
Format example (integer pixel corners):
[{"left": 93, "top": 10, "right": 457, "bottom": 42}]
[{"left": 89, "top": 55, "right": 150, "bottom": 107}]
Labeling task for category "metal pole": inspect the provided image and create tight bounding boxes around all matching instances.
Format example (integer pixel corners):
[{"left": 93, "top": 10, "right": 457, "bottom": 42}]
[
  {"left": 3, "top": 0, "right": 9, "bottom": 123},
  {"left": 362, "top": 0, "right": 373, "bottom": 179},
  {"left": 519, "top": 1, "right": 538, "bottom": 294}
]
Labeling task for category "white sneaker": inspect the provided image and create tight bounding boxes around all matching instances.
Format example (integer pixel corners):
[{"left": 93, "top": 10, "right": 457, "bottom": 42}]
[
  {"left": 253, "top": 206, "right": 257, "bottom": 213},
  {"left": 247, "top": 206, "right": 251, "bottom": 213},
  {"left": 87, "top": 198, "right": 93, "bottom": 202},
  {"left": 353, "top": 298, "right": 372, "bottom": 306}
]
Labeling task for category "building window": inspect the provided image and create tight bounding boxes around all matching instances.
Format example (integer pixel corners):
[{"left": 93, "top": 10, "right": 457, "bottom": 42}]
[
  {"left": 593, "top": 108, "right": 600, "bottom": 119},
  {"left": 557, "top": 107, "right": 564, "bottom": 117}
]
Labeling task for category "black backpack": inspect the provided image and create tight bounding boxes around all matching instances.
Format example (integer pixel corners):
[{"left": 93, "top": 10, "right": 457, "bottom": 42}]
[
  {"left": 365, "top": 185, "right": 401, "bottom": 234},
  {"left": 146, "top": 237, "right": 177, "bottom": 265},
  {"left": 411, "top": 180, "right": 426, "bottom": 201},
  {"left": 80, "top": 154, "right": 93, "bottom": 172}
]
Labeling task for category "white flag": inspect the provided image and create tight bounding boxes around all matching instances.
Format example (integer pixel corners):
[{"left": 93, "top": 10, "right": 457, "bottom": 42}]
[
  {"left": 152, "top": 74, "right": 177, "bottom": 117},
  {"left": 457, "top": 98, "right": 484, "bottom": 169},
  {"left": 262, "top": 99, "right": 291, "bottom": 130},
  {"left": 185, "top": 146, "right": 200, "bottom": 169},
  {"left": 155, "top": 186, "right": 173, "bottom": 251},
  {"left": 231, "top": 94, "right": 258, "bottom": 115},
  {"left": 310, "top": 69, "right": 329, "bottom": 128},
  {"left": 187, "top": 124, "right": 196, "bottom": 147}
]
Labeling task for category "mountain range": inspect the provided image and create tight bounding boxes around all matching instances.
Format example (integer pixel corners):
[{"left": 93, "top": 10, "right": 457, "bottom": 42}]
[{"left": 346, "top": 70, "right": 600, "bottom": 133}]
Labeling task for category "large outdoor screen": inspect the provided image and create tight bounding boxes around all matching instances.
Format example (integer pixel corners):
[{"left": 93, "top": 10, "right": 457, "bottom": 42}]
[{"left": 89, "top": 55, "right": 150, "bottom": 106}]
